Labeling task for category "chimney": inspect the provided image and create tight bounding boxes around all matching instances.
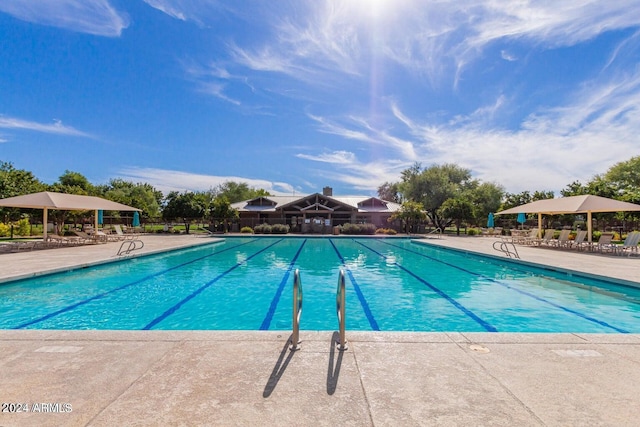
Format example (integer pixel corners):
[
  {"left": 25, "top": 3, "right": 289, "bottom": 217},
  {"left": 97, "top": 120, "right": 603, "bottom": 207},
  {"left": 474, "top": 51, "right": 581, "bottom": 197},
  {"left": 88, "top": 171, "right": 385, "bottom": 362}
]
[{"left": 322, "top": 186, "right": 333, "bottom": 197}]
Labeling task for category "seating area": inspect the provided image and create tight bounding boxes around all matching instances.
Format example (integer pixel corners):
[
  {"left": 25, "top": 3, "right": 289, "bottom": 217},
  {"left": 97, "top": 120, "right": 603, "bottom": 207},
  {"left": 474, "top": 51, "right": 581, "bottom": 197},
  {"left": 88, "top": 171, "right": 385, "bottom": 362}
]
[
  {"left": 0, "top": 223, "right": 145, "bottom": 253},
  {"left": 501, "top": 228, "right": 640, "bottom": 256}
]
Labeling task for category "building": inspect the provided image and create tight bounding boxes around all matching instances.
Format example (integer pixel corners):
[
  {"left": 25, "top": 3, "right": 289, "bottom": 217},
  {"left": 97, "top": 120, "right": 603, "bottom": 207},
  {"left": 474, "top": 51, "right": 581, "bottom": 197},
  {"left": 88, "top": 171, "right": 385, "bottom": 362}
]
[{"left": 230, "top": 187, "right": 402, "bottom": 233}]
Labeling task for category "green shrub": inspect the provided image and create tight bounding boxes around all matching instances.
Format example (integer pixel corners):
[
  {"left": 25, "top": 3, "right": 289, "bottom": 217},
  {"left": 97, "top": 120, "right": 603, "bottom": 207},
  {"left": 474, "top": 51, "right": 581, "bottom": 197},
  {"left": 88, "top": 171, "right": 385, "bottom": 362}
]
[
  {"left": 15, "top": 218, "right": 31, "bottom": 236},
  {"left": 240, "top": 226, "right": 254, "bottom": 234},
  {"left": 254, "top": 223, "right": 272, "bottom": 234},
  {"left": 375, "top": 228, "right": 397, "bottom": 235},
  {"left": 342, "top": 223, "right": 376, "bottom": 235},
  {"left": 467, "top": 228, "right": 480, "bottom": 236},
  {"left": 270, "top": 224, "right": 290, "bottom": 234},
  {"left": 0, "top": 222, "right": 10, "bottom": 237}
]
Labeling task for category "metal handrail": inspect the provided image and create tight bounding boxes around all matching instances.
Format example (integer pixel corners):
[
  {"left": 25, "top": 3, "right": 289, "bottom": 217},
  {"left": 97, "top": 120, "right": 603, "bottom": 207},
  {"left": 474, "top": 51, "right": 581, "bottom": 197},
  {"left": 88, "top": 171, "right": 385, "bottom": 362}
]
[
  {"left": 116, "top": 239, "right": 144, "bottom": 256},
  {"left": 336, "top": 269, "right": 348, "bottom": 351},
  {"left": 289, "top": 269, "right": 302, "bottom": 351},
  {"left": 427, "top": 227, "right": 443, "bottom": 239},
  {"left": 493, "top": 239, "right": 520, "bottom": 259}
]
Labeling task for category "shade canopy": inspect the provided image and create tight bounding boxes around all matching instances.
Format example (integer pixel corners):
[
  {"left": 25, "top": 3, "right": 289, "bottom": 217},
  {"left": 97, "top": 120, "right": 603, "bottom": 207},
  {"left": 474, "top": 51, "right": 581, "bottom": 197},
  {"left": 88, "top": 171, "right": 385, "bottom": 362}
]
[
  {"left": 0, "top": 191, "right": 141, "bottom": 240},
  {"left": 496, "top": 195, "right": 640, "bottom": 216},
  {"left": 0, "top": 191, "right": 141, "bottom": 212},
  {"left": 496, "top": 195, "right": 640, "bottom": 243}
]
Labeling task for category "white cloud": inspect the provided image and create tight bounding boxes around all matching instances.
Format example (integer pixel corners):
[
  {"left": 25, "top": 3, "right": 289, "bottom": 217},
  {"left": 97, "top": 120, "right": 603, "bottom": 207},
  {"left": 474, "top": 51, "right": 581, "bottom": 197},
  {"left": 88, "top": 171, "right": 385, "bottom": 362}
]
[
  {"left": 143, "top": 0, "right": 187, "bottom": 21},
  {"left": 116, "top": 167, "right": 296, "bottom": 195},
  {"left": 0, "top": 0, "right": 129, "bottom": 37},
  {"left": 197, "top": 82, "right": 241, "bottom": 106},
  {"left": 500, "top": 50, "right": 517, "bottom": 61},
  {"left": 0, "top": 116, "right": 92, "bottom": 137},
  {"left": 214, "top": 1, "right": 640, "bottom": 89},
  {"left": 296, "top": 150, "right": 356, "bottom": 164},
  {"left": 296, "top": 68, "right": 640, "bottom": 194},
  {"left": 142, "top": 0, "right": 233, "bottom": 26}
]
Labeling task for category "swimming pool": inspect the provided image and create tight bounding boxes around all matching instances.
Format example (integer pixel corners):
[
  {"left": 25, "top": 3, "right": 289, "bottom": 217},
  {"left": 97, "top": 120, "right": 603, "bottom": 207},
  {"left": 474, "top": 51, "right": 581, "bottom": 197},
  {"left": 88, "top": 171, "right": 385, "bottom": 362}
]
[{"left": 1, "top": 237, "right": 639, "bottom": 332}]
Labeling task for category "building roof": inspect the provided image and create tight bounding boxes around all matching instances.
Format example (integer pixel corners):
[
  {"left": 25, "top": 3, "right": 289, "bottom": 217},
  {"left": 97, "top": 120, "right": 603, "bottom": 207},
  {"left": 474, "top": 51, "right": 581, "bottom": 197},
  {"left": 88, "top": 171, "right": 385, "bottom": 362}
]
[{"left": 231, "top": 193, "right": 401, "bottom": 214}]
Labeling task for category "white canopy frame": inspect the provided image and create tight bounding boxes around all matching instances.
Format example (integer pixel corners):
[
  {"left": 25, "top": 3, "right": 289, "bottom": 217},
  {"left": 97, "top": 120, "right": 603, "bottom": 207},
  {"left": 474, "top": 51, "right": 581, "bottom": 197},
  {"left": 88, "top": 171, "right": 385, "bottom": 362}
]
[
  {"left": 496, "top": 195, "right": 640, "bottom": 243},
  {"left": 0, "top": 191, "right": 141, "bottom": 240}
]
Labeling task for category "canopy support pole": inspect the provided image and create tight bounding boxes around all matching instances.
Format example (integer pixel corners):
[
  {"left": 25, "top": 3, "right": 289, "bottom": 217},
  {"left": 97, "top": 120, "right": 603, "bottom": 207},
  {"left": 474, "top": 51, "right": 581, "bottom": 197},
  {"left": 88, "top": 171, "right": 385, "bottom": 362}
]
[
  {"left": 537, "top": 212, "right": 542, "bottom": 239},
  {"left": 43, "top": 208, "right": 48, "bottom": 240},
  {"left": 587, "top": 211, "right": 593, "bottom": 243},
  {"left": 95, "top": 209, "right": 99, "bottom": 234}
]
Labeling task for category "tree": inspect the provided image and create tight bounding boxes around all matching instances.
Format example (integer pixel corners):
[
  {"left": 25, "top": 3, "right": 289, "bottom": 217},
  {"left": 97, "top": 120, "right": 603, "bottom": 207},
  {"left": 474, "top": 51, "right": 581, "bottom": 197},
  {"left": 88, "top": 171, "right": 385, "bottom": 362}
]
[
  {"left": 603, "top": 156, "right": 640, "bottom": 205},
  {"left": 210, "top": 196, "right": 239, "bottom": 233},
  {"left": 501, "top": 190, "right": 554, "bottom": 211},
  {"left": 210, "top": 181, "right": 272, "bottom": 203},
  {"left": 377, "top": 181, "right": 402, "bottom": 203},
  {"left": 398, "top": 163, "right": 473, "bottom": 230},
  {"left": 102, "top": 179, "right": 162, "bottom": 222},
  {"left": 389, "top": 201, "right": 426, "bottom": 234},
  {"left": 465, "top": 182, "right": 504, "bottom": 225},
  {"left": 0, "top": 162, "right": 46, "bottom": 221},
  {"left": 439, "top": 197, "right": 474, "bottom": 235},
  {"left": 47, "top": 171, "right": 96, "bottom": 234},
  {"left": 57, "top": 170, "right": 95, "bottom": 194},
  {"left": 162, "top": 191, "right": 207, "bottom": 234}
]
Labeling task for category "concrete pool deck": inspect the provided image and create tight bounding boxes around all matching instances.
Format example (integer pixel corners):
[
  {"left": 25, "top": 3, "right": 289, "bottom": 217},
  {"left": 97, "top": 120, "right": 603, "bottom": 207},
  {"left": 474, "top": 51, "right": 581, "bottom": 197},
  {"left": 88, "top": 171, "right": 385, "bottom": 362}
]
[{"left": 1, "top": 234, "right": 639, "bottom": 426}]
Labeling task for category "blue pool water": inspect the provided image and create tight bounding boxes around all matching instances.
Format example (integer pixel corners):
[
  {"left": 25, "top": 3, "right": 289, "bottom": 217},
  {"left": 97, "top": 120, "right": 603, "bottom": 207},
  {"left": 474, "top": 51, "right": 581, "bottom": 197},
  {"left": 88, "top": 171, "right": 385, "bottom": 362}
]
[{"left": 1, "top": 237, "right": 639, "bottom": 332}]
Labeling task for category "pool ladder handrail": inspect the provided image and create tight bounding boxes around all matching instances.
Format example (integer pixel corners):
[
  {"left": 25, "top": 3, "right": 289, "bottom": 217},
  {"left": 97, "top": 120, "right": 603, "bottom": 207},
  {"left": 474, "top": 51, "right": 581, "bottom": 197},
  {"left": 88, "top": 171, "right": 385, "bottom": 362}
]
[
  {"left": 493, "top": 238, "right": 520, "bottom": 259},
  {"left": 116, "top": 239, "right": 144, "bottom": 256},
  {"left": 427, "top": 227, "right": 443, "bottom": 239},
  {"left": 336, "top": 269, "right": 348, "bottom": 351},
  {"left": 289, "top": 269, "right": 303, "bottom": 351}
]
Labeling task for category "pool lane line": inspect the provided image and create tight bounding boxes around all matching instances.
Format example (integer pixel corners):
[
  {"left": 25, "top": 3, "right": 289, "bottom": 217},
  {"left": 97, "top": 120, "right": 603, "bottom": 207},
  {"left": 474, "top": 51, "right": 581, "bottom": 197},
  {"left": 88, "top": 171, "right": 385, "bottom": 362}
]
[
  {"left": 378, "top": 240, "right": 629, "bottom": 333},
  {"left": 355, "top": 239, "right": 497, "bottom": 332},
  {"left": 329, "top": 239, "right": 380, "bottom": 331},
  {"left": 143, "top": 238, "right": 285, "bottom": 330},
  {"left": 11, "top": 239, "right": 261, "bottom": 330},
  {"left": 260, "top": 239, "right": 308, "bottom": 330}
]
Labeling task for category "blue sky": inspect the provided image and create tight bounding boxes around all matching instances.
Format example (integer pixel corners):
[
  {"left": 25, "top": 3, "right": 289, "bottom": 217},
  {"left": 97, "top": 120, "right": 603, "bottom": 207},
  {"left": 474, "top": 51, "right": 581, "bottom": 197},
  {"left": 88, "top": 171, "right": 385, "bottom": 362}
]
[{"left": 1, "top": 1, "right": 640, "bottom": 197}]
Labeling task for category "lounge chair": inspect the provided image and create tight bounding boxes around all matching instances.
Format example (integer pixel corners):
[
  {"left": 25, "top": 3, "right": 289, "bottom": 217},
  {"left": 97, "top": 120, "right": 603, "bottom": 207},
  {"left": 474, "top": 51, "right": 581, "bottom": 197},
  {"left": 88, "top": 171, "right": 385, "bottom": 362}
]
[
  {"left": 593, "top": 233, "right": 616, "bottom": 253},
  {"left": 614, "top": 231, "right": 640, "bottom": 257},
  {"left": 569, "top": 230, "right": 588, "bottom": 251},
  {"left": 46, "top": 234, "right": 83, "bottom": 247},
  {"left": 520, "top": 228, "right": 540, "bottom": 245},
  {"left": 534, "top": 229, "right": 555, "bottom": 246},
  {"left": 70, "top": 230, "right": 100, "bottom": 244},
  {"left": 113, "top": 224, "right": 135, "bottom": 240},
  {"left": 550, "top": 229, "right": 571, "bottom": 248}
]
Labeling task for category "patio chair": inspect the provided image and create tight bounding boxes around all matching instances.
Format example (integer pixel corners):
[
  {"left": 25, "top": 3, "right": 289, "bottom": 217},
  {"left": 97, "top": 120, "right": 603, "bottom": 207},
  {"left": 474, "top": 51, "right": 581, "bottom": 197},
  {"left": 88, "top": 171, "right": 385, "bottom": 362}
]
[
  {"left": 534, "top": 229, "right": 555, "bottom": 246},
  {"left": 520, "top": 228, "right": 540, "bottom": 245},
  {"left": 593, "top": 233, "right": 616, "bottom": 253},
  {"left": 113, "top": 224, "right": 135, "bottom": 240},
  {"left": 46, "top": 234, "right": 82, "bottom": 247},
  {"left": 70, "top": 230, "right": 101, "bottom": 244},
  {"left": 550, "top": 229, "right": 571, "bottom": 248},
  {"left": 569, "top": 230, "right": 588, "bottom": 251},
  {"left": 614, "top": 231, "right": 640, "bottom": 257}
]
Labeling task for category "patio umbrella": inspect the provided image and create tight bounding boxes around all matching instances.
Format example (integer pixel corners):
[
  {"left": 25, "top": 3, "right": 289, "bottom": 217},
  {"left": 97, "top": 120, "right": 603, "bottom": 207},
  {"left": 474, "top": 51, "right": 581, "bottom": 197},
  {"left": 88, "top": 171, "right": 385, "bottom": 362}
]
[
  {"left": 132, "top": 211, "right": 140, "bottom": 227},
  {"left": 97, "top": 209, "right": 104, "bottom": 225},
  {"left": 0, "top": 191, "right": 141, "bottom": 240},
  {"left": 495, "top": 195, "right": 640, "bottom": 243},
  {"left": 517, "top": 213, "right": 526, "bottom": 228},
  {"left": 487, "top": 212, "right": 495, "bottom": 228}
]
